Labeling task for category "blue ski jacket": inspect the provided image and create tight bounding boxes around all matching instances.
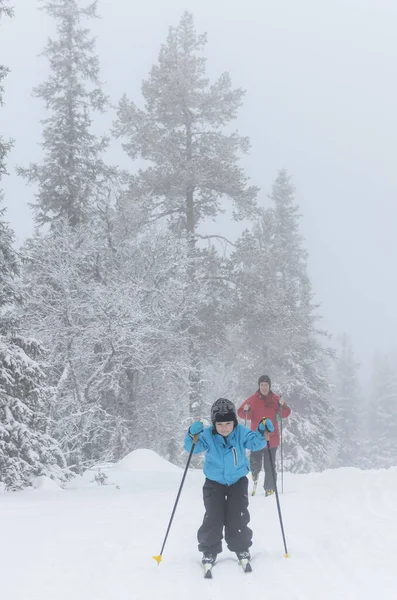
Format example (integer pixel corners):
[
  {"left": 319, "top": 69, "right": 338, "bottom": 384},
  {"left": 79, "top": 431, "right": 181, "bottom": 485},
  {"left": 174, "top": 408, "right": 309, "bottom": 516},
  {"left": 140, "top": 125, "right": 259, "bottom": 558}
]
[{"left": 184, "top": 424, "right": 267, "bottom": 486}]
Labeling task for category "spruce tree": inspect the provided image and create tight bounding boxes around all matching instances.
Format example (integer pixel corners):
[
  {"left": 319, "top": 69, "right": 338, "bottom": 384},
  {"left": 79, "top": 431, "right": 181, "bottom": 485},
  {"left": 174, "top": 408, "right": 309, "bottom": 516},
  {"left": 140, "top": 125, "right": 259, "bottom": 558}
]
[
  {"left": 230, "top": 171, "right": 336, "bottom": 472},
  {"left": 0, "top": 336, "right": 68, "bottom": 489},
  {"left": 113, "top": 11, "right": 258, "bottom": 414},
  {"left": 0, "top": 0, "right": 18, "bottom": 320},
  {"left": 18, "top": 0, "right": 114, "bottom": 227},
  {"left": 114, "top": 11, "right": 257, "bottom": 232},
  {"left": 333, "top": 333, "right": 362, "bottom": 467},
  {"left": 0, "top": 4, "right": 67, "bottom": 489},
  {"left": 370, "top": 355, "right": 397, "bottom": 469}
]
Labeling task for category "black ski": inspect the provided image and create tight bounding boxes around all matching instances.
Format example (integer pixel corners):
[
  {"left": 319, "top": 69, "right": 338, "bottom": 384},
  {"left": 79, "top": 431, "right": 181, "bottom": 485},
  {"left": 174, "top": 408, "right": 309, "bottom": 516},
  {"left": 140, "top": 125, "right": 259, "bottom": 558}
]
[
  {"left": 203, "top": 563, "right": 213, "bottom": 578},
  {"left": 239, "top": 559, "right": 252, "bottom": 573},
  {"left": 202, "top": 560, "right": 252, "bottom": 578}
]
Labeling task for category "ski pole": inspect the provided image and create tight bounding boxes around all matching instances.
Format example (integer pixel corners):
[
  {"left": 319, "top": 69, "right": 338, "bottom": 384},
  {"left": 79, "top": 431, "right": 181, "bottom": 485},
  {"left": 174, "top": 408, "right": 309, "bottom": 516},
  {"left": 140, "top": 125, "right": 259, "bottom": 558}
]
[
  {"left": 153, "top": 434, "right": 199, "bottom": 565},
  {"left": 279, "top": 397, "right": 284, "bottom": 494},
  {"left": 266, "top": 440, "right": 289, "bottom": 557},
  {"left": 280, "top": 418, "right": 284, "bottom": 494}
]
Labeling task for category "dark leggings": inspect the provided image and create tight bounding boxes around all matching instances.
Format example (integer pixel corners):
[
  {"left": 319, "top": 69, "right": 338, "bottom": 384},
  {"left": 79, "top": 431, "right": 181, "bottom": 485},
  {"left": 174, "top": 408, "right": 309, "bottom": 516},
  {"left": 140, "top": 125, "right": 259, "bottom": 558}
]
[{"left": 250, "top": 446, "right": 277, "bottom": 490}]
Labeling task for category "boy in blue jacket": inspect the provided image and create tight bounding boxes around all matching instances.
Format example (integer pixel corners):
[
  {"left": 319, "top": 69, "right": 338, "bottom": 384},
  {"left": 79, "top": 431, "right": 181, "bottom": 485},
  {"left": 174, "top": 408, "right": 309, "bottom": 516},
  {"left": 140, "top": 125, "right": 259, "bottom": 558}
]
[{"left": 184, "top": 397, "right": 273, "bottom": 571}]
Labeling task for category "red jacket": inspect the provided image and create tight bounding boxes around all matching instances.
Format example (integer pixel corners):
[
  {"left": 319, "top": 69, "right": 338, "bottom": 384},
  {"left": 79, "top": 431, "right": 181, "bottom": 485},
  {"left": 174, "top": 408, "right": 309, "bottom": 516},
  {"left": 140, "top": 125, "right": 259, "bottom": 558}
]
[{"left": 237, "top": 391, "right": 291, "bottom": 448}]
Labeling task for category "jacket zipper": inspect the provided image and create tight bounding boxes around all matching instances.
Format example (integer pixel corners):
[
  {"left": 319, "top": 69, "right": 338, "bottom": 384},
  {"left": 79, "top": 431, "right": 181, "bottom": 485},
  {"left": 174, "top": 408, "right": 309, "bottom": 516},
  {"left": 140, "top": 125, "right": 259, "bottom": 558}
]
[{"left": 232, "top": 447, "right": 238, "bottom": 467}]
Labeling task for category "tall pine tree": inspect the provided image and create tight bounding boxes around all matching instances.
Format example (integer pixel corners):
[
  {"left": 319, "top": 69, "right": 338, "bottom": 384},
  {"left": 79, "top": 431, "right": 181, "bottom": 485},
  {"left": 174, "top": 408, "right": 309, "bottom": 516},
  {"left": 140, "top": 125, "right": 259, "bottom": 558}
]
[
  {"left": 333, "top": 333, "right": 362, "bottom": 467},
  {"left": 369, "top": 355, "right": 397, "bottom": 469},
  {"left": 113, "top": 11, "right": 258, "bottom": 414},
  {"left": 229, "top": 170, "right": 336, "bottom": 472},
  {"left": 0, "top": 4, "right": 67, "bottom": 489},
  {"left": 18, "top": 0, "right": 115, "bottom": 227},
  {"left": 0, "top": 0, "right": 18, "bottom": 322},
  {"left": 113, "top": 11, "right": 258, "bottom": 232}
]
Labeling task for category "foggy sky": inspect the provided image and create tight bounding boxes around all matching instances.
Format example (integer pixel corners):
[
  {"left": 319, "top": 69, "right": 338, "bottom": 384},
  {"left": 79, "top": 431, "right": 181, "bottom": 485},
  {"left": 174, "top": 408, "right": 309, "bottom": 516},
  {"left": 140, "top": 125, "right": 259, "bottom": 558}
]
[{"left": 1, "top": 0, "right": 396, "bottom": 376}]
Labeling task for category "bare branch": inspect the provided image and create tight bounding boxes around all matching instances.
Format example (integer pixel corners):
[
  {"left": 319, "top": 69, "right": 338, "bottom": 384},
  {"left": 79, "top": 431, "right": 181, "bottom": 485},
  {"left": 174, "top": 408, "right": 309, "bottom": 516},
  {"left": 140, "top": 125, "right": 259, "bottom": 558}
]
[{"left": 194, "top": 233, "right": 235, "bottom": 247}]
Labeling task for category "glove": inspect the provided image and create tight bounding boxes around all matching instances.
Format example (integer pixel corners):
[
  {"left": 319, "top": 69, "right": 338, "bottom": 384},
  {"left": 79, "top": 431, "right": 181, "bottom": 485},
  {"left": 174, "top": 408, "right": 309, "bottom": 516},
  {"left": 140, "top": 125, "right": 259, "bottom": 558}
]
[
  {"left": 189, "top": 420, "right": 204, "bottom": 435},
  {"left": 243, "top": 404, "right": 250, "bottom": 412},
  {"left": 258, "top": 418, "right": 274, "bottom": 433}
]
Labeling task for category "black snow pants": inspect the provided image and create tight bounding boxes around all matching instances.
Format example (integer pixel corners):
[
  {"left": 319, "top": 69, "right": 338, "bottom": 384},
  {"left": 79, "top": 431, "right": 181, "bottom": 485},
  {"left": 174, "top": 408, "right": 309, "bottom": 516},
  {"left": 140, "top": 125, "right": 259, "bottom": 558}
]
[{"left": 197, "top": 476, "right": 252, "bottom": 555}]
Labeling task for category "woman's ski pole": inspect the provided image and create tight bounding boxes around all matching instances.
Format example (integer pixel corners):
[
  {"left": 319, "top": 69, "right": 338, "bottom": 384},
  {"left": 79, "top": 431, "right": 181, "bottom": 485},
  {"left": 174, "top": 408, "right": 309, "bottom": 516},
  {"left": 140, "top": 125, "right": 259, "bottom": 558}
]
[{"left": 279, "top": 398, "right": 284, "bottom": 494}]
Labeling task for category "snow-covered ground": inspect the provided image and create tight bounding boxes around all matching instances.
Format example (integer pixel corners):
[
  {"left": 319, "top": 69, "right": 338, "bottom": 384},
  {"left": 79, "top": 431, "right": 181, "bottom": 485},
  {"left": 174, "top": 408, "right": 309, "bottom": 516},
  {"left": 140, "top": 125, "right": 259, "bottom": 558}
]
[{"left": 1, "top": 449, "right": 396, "bottom": 600}]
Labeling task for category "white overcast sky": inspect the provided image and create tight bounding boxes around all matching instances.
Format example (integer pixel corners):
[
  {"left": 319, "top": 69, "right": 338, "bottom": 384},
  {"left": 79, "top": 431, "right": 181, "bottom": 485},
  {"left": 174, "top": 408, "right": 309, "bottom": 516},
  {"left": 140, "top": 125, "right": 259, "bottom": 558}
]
[{"left": 1, "top": 0, "right": 396, "bottom": 374}]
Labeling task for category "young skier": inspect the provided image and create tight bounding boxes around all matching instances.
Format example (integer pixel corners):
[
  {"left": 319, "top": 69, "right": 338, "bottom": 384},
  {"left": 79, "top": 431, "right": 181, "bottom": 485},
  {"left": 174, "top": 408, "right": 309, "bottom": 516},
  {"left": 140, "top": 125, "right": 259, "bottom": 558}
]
[
  {"left": 184, "top": 397, "right": 273, "bottom": 577},
  {"left": 237, "top": 375, "right": 291, "bottom": 496}
]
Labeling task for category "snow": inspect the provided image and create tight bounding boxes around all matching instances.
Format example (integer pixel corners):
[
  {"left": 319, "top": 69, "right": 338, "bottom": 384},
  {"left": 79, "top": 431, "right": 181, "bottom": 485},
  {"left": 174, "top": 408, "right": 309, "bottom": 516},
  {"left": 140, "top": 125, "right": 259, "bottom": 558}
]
[
  {"left": 31, "top": 475, "right": 63, "bottom": 491},
  {"left": 116, "top": 448, "right": 181, "bottom": 473},
  {"left": 1, "top": 450, "right": 397, "bottom": 600}
]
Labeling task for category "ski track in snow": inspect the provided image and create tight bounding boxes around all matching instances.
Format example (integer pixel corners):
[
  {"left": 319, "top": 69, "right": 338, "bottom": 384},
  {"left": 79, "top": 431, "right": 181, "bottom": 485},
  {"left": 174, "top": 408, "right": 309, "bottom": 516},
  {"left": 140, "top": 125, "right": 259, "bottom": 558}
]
[{"left": 1, "top": 454, "right": 397, "bottom": 600}]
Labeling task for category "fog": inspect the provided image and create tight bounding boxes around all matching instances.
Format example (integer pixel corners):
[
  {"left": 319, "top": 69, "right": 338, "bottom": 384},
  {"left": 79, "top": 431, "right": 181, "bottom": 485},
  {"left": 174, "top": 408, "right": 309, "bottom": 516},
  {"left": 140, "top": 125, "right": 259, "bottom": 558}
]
[{"left": 1, "top": 0, "right": 396, "bottom": 373}]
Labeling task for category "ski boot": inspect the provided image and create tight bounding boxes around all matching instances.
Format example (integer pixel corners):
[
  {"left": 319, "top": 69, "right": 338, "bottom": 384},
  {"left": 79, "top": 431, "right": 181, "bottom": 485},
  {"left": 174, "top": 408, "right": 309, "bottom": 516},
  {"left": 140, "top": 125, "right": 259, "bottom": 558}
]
[
  {"left": 236, "top": 551, "right": 252, "bottom": 573},
  {"left": 202, "top": 553, "right": 217, "bottom": 579}
]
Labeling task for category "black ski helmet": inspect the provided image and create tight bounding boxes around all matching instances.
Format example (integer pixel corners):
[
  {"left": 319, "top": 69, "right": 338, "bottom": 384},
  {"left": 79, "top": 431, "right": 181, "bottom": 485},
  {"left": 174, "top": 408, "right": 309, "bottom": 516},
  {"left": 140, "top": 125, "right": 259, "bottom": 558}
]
[{"left": 210, "top": 398, "right": 238, "bottom": 426}]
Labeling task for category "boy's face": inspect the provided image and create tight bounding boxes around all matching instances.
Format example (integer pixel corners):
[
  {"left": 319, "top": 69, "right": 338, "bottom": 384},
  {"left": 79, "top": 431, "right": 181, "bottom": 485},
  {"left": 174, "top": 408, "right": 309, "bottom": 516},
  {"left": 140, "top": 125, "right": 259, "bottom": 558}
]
[{"left": 215, "top": 421, "right": 234, "bottom": 437}]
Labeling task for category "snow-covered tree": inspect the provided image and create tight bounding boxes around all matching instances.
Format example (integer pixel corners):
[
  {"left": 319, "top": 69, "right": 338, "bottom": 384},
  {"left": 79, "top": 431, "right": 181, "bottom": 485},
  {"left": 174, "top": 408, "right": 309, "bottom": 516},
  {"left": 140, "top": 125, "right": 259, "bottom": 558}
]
[
  {"left": 14, "top": 0, "right": 122, "bottom": 470},
  {"left": 113, "top": 11, "right": 258, "bottom": 415},
  {"left": 18, "top": 0, "right": 116, "bottom": 227},
  {"left": 0, "top": 335, "right": 68, "bottom": 490},
  {"left": 0, "top": 4, "right": 68, "bottom": 491},
  {"left": 0, "top": 0, "right": 19, "bottom": 323},
  {"left": 229, "top": 170, "right": 336, "bottom": 472},
  {"left": 20, "top": 221, "right": 119, "bottom": 469},
  {"left": 0, "top": 204, "right": 18, "bottom": 322},
  {"left": 0, "top": 1, "right": 13, "bottom": 109},
  {"left": 113, "top": 11, "right": 258, "bottom": 232},
  {"left": 0, "top": 0, "right": 12, "bottom": 17},
  {"left": 332, "top": 333, "right": 363, "bottom": 467},
  {"left": 20, "top": 208, "right": 208, "bottom": 467},
  {"left": 0, "top": 193, "right": 19, "bottom": 328},
  {"left": 368, "top": 355, "right": 397, "bottom": 469}
]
